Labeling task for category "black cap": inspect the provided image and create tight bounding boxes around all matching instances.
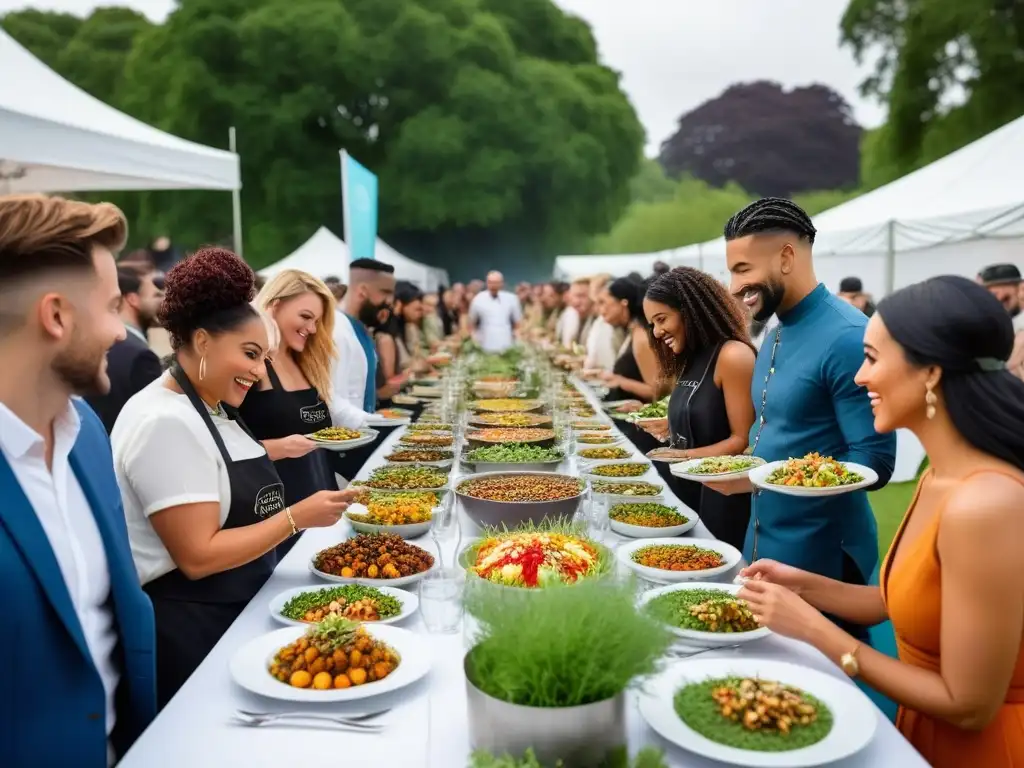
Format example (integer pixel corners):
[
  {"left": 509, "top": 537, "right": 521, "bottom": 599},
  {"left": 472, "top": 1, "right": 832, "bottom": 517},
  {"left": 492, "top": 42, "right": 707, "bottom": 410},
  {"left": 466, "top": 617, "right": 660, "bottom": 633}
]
[
  {"left": 839, "top": 276, "right": 863, "bottom": 294},
  {"left": 978, "top": 263, "right": 1021, "bottom": 287},
  {"left": 349, "top": 258, "right": 395, "bottom": 274}
]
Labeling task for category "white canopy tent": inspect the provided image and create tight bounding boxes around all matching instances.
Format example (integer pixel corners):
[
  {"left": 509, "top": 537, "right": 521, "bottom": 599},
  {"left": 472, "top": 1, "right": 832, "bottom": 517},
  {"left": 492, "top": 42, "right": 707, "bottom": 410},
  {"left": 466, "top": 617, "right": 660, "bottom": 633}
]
[
  {"left": 260, "top": 227, "right": 449, "bottom": 292},
  {"left": 0, "top": 29, "right": 239, "bottom": 192},
  {"left": 672, "top": 114, "right": 1024, "bottom": 297},
  {"left": 553, "top": 249, "right": 681, "bottom": 281}
]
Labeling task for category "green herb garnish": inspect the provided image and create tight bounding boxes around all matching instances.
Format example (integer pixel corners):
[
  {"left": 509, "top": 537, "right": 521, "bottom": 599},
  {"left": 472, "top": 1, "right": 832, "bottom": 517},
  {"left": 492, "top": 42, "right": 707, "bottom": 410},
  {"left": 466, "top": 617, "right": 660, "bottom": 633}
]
[
  {"left": 280, "top": 585, "right": 402, "bottom": 621},
  {"left": 674, "top": 678, "right": 833, "bottom": 751}
]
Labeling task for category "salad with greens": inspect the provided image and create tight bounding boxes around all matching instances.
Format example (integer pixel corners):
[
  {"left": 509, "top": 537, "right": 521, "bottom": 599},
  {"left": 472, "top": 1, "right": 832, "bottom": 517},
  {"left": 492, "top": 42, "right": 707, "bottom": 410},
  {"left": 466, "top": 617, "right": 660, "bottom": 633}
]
[
  {"left": 688, "top": 456, "right": 764, "bottom": 475},
  {"left": 464, "top": 443, "right": 564, "bottom": 464},
  {"left": 626, "top": 397, "right": 670, "bottom": 422}
]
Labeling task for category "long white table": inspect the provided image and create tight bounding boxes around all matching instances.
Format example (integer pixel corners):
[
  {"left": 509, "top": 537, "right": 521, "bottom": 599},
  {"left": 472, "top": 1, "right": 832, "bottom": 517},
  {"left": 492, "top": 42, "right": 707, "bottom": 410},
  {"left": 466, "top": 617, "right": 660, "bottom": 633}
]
[{"left": 119, "top": 387, "right": 928, "bottom": 768}]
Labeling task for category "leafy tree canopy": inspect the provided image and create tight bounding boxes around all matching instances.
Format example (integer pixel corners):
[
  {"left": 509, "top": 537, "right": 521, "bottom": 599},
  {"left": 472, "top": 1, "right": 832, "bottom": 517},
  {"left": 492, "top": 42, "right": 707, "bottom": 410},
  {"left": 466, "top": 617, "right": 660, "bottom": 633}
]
[
  {"left": 2, "top": 0, "right": 643, "bottom": 280},
  {"left": 841, "top": 0, "right": 1024, "bottom": 182},
  {"left": 657, "top": 81, "right": 862, "bottom": 198}
]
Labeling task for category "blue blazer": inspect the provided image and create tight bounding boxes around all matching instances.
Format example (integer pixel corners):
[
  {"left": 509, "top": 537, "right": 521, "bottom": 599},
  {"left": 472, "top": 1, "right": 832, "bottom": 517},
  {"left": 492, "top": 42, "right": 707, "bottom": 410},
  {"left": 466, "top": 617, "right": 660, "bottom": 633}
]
[{"left": 0, "top": 399, "right": 156, "bottom": 765}]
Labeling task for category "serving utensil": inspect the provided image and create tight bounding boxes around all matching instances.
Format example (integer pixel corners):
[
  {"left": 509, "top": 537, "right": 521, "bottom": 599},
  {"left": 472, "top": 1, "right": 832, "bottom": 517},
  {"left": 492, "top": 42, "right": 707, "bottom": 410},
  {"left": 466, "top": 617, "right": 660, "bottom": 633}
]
[{"left": 233, "top": 708, "right": 389, "bottom": 731}]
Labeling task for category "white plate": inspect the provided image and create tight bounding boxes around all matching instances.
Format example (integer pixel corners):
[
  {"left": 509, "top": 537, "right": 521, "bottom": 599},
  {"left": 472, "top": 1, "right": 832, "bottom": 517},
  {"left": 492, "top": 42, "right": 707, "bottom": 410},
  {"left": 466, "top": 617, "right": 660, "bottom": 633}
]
[
  {"left": 575, "top": 434, "right": 627, "bottom": 447},
  {"left": 583, "top": 463, "right": 653, "bottom": 483},
  {"left": 646, "top": 448, "right": 691, "bottom": 465},
  {"left": 344, "top": 508, "right": 434, "bottom": 539},
  {"left": 268, "top": 584, "right": 419, "bottom": 628},
  {"left": 609, "top": 509, "right": 697, "bottom": 538},
  {"left": 672, "top": 456, "right": 766, "bottom": 482},
  {"left": 749, "top": 460, "right": 878, "bottom": 497},
  {"left": 589, "top": 480, "right": 665, "bottom": 505},
  {"left": 383, "top": 458, "right": 454, "bottom": 470},
  {"left": 309, "top": 556, "right": 436, "bottom": 587},
  {"left": 638, "top": 658, "right": 878, "bottom": 767},
  {"left": 638, "top": 582, "right": 770, "bottom": 645},
  {"left": 230, "top": 624, "right": 431, "bottom": 703},
  {"left": 617, "top": 537, "right": 741, "bottom": 582},
  {"left": 306, "top": 428, "right": 379, "bottom": 452},
  {"left": 626, "top": 415, "right": 669, "bottom": 425}
]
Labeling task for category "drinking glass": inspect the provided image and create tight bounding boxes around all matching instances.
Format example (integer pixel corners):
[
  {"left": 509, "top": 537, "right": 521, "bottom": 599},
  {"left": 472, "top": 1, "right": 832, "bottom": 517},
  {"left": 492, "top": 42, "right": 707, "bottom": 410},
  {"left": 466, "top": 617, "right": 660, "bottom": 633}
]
[
  {"left": 588, "top": 493, "right": 611, "bottom": 545},
  {"left": 420, "top": 567, "right": 465, "bottom": 634},
  {"left": 430, "top": 490, "right": 460, "bottom": 569}
]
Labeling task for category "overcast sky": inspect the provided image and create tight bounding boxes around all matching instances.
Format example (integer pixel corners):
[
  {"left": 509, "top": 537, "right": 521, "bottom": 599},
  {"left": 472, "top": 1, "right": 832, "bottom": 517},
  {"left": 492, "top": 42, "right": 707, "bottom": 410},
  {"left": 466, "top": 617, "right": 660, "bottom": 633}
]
[{"left": 1, "top": 0, "right": 885, "bottom": 153}]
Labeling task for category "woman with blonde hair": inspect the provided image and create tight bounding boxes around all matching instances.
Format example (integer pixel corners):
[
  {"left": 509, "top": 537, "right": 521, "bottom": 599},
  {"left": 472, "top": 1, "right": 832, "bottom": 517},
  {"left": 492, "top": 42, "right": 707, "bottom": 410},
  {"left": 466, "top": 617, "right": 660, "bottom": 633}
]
[{"left": 238, "top": 269, "right": 341, "bottom": 556}]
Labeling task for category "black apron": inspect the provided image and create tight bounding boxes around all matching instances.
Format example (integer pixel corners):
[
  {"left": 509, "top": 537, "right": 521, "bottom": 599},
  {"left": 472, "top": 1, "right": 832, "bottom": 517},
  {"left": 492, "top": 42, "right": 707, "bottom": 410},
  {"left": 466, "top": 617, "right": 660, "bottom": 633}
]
[
  {"left": 144, "top": 363, "right": 286, "bottom": 709},
  {"left": 236, "top": 361, "right": 337, "bottom": 557}
]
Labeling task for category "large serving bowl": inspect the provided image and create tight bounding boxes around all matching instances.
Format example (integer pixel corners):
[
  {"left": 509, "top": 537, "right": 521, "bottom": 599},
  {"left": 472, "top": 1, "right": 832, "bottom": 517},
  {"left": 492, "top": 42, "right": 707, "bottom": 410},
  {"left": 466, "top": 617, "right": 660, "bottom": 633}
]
[
  {"left": 455, "top": 471, "right": 585, "bottom": 529},
  {"left": 461, "top": 456, "right": 565, "bottom": 473},
  {"left": 466, "top": 428, "right": 557, "bottom": 449}
]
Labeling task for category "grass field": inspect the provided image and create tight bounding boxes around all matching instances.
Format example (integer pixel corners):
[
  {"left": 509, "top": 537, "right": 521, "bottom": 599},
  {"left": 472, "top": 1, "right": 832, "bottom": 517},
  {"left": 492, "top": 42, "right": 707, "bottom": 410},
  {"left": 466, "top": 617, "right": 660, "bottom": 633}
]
[{"left": 869, "top": 479, "right": 920, "bottom": 556}]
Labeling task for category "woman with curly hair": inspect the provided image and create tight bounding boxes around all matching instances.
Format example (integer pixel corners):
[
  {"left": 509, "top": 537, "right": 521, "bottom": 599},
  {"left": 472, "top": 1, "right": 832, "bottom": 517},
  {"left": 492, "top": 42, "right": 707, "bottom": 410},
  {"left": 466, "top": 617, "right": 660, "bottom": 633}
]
[
  {"left": 111, "top": 247, "right": 354, "bottom": 708},
  {"left": 639, "top": 266, "right": 756, "bottom": 549},
  {"left": 239, "top": 269, "right": 341, "bottom": 558}
]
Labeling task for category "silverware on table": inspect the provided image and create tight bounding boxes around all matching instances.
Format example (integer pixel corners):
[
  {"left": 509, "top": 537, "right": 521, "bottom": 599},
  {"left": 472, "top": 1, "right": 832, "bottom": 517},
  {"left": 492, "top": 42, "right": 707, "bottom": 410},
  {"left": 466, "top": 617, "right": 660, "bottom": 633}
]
[
  {"left": 665, "top": 643, "right": 744, "bottom": 659},
  {"left": 232, "top": 709, "right": 388, "bottom": 732}
]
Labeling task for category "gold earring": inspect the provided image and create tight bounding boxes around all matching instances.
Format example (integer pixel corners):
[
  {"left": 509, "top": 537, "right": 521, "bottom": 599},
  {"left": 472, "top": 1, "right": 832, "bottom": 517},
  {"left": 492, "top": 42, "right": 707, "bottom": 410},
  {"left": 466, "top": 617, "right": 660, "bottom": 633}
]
[
  {"left": 199, "top": 355, "right": 207, "bottom": 382},
  {"left": 925, "top": 382, "right": 937, "bottom": 420}
]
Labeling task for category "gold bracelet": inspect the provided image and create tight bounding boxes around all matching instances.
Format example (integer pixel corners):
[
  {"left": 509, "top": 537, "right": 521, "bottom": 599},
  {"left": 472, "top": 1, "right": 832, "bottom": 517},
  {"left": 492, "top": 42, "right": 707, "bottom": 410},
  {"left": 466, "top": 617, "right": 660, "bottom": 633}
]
[{"left": 284, "top": 506, "right": 298, "bottom": 536}]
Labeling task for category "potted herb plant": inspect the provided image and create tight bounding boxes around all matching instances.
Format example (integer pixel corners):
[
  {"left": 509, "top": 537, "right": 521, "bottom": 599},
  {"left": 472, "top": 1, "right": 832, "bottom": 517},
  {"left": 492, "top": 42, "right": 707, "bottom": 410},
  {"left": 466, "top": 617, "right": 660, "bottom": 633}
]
[
  {"left": 463, "top": 580, "right": 673, "bottom": 766},
  {"left": 469, "top": 746, "right": 668, "bottom": 768}
]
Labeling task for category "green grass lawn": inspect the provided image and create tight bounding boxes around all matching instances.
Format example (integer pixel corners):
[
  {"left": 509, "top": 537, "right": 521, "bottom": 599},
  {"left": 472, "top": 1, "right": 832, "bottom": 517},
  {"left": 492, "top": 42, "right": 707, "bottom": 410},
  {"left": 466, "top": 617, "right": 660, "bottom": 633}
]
[{"left": 869, "top": 480, "right": 920, "bottom": 556}]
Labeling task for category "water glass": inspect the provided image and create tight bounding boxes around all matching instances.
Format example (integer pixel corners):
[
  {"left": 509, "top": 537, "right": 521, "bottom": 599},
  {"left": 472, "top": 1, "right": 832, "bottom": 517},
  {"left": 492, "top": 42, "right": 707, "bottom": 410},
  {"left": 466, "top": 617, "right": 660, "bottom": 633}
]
[
  {"left": 420, "top": 568, "right": 465, "bottom": 634},
  {"left": 430, "top": 491, "right": 460, "bottom": 568},
  {"left": 589, "top": 494, "right": 611, "bottom": 543}
]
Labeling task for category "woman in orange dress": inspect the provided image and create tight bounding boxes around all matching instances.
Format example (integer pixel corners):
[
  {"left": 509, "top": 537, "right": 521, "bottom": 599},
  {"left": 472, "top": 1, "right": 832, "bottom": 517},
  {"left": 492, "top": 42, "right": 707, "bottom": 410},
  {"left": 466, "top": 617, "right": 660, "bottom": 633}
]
[{"left": 736, "top": 275, "right": 1024, "bottom": 768}]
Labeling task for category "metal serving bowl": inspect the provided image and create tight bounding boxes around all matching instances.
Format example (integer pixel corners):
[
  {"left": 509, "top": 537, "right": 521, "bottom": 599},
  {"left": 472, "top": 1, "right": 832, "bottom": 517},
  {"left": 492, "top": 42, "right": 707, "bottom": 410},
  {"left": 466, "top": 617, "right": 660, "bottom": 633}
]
[{"left": 454, "top": 470, "right": 585, "bottom": 529}]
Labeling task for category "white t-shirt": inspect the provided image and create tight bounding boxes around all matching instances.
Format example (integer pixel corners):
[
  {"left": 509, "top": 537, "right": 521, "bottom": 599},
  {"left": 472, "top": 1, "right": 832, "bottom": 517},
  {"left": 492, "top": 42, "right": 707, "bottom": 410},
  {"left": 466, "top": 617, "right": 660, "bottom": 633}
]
[
  {"left": 111, "top": 377, "right": 267, "bottom": 585},
  {"left": 468, "top": 290, "right": 522, "bottom": 352}
]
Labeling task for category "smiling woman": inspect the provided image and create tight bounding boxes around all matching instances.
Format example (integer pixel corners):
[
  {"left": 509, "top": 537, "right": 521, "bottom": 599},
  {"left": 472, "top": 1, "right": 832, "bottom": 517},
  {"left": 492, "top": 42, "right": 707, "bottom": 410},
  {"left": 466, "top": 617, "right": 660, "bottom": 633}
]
[{"left": 110, "top": 248, "right": 355, "bottom": 708}]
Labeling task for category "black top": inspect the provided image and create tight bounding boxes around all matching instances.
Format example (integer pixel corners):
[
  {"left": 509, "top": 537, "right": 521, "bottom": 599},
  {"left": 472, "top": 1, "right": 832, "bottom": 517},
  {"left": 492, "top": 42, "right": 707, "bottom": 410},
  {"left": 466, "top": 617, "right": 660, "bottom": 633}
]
[
  {"left": 86, "top": 330, "right": 162, "bottom": 433},
  {"left": 236, "top": 361, "right": 338, "bottom": 507},
  {"left": 605, "top": 336, "right": 643, "bottom": 402},
  {"left": 667, "top": 342, "right": 751, "bottom": 550}
]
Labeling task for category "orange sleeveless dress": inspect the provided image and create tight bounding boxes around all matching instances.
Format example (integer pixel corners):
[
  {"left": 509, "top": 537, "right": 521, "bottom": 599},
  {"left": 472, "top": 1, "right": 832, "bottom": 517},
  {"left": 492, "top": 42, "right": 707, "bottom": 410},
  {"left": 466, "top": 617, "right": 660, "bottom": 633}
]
[{"left": 881, "top": 469, "right": 1024, "bottom": 767}]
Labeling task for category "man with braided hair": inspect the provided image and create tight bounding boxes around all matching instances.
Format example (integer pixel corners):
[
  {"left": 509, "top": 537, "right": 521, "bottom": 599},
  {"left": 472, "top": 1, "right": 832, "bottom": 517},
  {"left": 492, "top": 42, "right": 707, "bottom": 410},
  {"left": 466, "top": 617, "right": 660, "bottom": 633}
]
[{"left": 705, "top": 197, "right": 896, "bottom": 641}]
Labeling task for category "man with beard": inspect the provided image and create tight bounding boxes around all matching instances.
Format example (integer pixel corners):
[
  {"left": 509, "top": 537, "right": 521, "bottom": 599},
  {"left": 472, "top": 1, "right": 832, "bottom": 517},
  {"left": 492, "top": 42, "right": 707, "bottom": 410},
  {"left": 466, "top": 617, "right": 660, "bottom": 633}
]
[
  {"left": 978, "top": 264, "right": 1024, "bottom": 379},
  {"left": 85, "top": 266, "right": 165, "bottom": 433},
  {"left": 0, "top": 195, "right": 156, "bottom": 764},
  {"left": 705, "top": 197, "right": 896, "bottom": 640},
  {"left": 329, "top": 258, "right": 396, "bottom": 480}
]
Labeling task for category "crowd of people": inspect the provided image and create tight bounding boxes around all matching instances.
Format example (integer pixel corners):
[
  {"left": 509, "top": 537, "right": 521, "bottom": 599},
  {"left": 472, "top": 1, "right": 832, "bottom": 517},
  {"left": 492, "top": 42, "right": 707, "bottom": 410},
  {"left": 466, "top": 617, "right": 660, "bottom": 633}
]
[{"left": 2, "top": 191, "right": 1024, "bottom": 767}]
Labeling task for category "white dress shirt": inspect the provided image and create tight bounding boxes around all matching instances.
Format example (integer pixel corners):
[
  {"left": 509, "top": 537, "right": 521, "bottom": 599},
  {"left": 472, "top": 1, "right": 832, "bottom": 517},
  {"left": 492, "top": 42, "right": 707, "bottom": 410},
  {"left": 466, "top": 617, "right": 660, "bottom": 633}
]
[
  {"left": 468, "top": 290, "right": 522, "bottom": 352},
  {"left": 0, "top": 399, "right": 120, "bottom": 763},
  {"left": 329, "top": 310, "right": 373, "bottom": 427},
  {"left": 584, "top": 316, "right": 619, "bottom": 371},
  {"left": 556, "top": 306, "right": 581, "bottom": 348}
]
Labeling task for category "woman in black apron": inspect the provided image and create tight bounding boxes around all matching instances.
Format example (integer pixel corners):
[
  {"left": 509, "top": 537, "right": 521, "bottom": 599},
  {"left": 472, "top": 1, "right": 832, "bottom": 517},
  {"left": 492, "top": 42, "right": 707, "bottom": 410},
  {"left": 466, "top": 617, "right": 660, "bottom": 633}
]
[
  {"left": 640, "top": 267, "right": 758, "bottom": 550},
  {"left": 597, "top": 276, "right": 659, "bottom": 405},
  {"left": 237, "top": 360, "right": 337, "bottom": 558}
]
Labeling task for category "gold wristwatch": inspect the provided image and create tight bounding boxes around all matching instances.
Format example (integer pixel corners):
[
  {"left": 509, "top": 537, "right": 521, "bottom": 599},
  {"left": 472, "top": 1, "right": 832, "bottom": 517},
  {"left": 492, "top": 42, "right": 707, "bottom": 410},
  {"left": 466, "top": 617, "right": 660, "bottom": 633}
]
[{"left": 840, "top": 644, "right": 861, "bottom": 677}]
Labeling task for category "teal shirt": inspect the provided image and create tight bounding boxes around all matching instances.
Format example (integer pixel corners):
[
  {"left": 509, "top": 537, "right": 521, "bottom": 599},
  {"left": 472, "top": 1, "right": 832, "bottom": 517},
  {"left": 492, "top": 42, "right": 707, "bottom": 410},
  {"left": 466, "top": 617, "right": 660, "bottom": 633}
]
[{"left": 746, "top": 284, "right": 896, "bottom": 582}]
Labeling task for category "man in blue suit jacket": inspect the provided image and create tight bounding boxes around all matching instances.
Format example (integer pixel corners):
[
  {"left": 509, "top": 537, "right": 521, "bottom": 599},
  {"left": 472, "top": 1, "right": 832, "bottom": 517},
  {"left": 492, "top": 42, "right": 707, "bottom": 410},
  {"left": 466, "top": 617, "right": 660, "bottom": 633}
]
[{"left": 0, "top": 195, "right": 157, "bottom": 766}]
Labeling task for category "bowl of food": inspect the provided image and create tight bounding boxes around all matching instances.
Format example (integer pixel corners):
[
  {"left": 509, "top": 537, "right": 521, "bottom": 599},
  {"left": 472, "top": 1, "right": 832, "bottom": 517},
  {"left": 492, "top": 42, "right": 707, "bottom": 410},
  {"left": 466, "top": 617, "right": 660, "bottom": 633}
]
[
  {"left": 671, "top": 455, "right": 766, "bottom": 481},
  {"left": 589, "top": 479, "right": 665, "bottom": 504},
  {"left": 639, "top": 582, "right": 769, "bottom": 645},
  {"left": 311, "top": 533, "right": 436, "bottom": 586},
  {"left": 406, "top": 422, "right": 453, "bottom": 432},
  {"left": 344, "top": 492, "right": 437, "bottom": 539},
  {"left": 455, "top": 472, "right": 586, "bottom": 529},
  {"left": 398, "top": 431, "right": 455, "bottom": 449},
  {"left": 382, "top": 448, "right": 454, "bottom": 469},
  {"left": 269, "top": 584, "right": 417, "bottom": 627},
  {"left": 624, "top": 398, "right": 670, "bottom": 424},
  {"left": 618, "top": 538, "right": 741, "bottom": 583},
  {"left": 608, "top": 502, "right": 696, "bottom": 537},
  {"left": 462, "top": 443, "right": 565, "bottom": 473},
  {"left": 230, "top": 617, "right": 431, "bottom": 702},
  {"left": 576, "top": 445, "right": 634, "bottom": 463},
  {"left": 349, "top": 465, "right": 450, "bottom": 493},
  {"left": 466, "top": 427, "right": 557, "bottom": 448},
  {"left": 470, "top": 398, "right": 544, "bottom": 414},
  {"left": 571, "top": 419, "right": 611, "bottom": 431},
  {"left": 469, "top": 412, "right": 553, "bottom": 428},
  {"left": 576, "top": 432, "right": 625, "bottom": 446},
  {"left": 366, "top": 408, "right": 413, "bottom": 426},
  {"left": 750, "top": 452, "right": 877, "bottom": 497},
  {"left": 306, "top": 426, "right": 379, "bottom": 452},
  {"left": 583, "top": 461, "right": 652, "bottom": 481},
  {"left": 458, "top": 524, "right": 612, "bottom": 591},
  {"left": 470, "top": 380, "right": 519, "bottom": 398}
]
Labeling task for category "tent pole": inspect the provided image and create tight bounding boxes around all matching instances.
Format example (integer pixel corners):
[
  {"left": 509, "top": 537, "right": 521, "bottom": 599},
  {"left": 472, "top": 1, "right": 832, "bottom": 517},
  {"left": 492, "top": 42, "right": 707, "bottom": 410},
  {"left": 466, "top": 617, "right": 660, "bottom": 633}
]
[
  {"left": 229, "top": 126, "right": 243, "bottom": 258},
  {"left": 884, "top": 219, "right": 895, "bottom": 296}
]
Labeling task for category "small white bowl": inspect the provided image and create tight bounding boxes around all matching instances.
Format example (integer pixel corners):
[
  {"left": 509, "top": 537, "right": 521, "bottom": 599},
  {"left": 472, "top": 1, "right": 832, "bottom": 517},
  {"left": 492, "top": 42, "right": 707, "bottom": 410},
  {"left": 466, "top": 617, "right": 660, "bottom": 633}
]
[
  {"left": 344, "top": 509, "right": 435, "bottom": 539},
  {"left": 617, "top": 537, "right": 741, "bottom": 583},
  {"left": 608, "top": 507, "right": 697, "bottom": 538}
]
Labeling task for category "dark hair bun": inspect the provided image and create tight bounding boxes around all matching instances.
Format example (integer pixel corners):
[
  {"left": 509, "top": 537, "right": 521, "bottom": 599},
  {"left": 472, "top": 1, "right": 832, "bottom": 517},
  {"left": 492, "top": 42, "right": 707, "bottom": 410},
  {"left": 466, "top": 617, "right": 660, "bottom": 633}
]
[{"left": 158, "top": 246, "right": 256, "bottom": 348}]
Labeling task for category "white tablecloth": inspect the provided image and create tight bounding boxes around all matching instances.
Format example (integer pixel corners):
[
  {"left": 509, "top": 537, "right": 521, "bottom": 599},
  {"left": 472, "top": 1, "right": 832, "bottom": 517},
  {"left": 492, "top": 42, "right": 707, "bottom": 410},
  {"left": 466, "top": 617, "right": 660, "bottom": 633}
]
[{"left": 119, "top": 386, "right": 927, "bottom": 768}]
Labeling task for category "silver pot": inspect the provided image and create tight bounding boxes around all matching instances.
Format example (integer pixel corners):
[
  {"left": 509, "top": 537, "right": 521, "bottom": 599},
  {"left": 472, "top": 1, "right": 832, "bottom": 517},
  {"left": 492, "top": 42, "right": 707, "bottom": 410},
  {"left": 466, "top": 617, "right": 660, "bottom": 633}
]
[
  {"left": 454, "top": 470, "right": 584, "bottom": 529},
  {"left": 464, "top": 654, "right": 626, "bottom": 766}
]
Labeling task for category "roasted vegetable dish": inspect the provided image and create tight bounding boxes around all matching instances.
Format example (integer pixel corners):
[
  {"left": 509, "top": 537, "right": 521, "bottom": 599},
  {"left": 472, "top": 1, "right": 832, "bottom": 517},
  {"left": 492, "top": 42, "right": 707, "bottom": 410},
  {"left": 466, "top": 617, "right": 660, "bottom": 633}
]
[
  {"left": 591, "top": 480, "right": 663, "bottom": 497},
  {"left": 571, "top": 420, "right": 611, "bottom": 431},
  {"left": 470, "top": 412, "right": 552, "bottom": 427},
  {"left": 468, "top": 427, "right": 555, "bottom": 444},
  {"left": 310, "top": 427, "right": 363, "bottom": 441},
  {"left": 631, "top": 544, "right": 724, "bottom": 571},
  {"left": 576, "top": 433, "right": 619, "bottom": 444},
  {"left": 471, "top": 398, "right": 542, "bottom": 413},
  {"left": 645, "top": 588, "right": 759, "bottom": 633},
  {"left": 578, "top": 446, "right": 632, "bottom": 460},
  {"left": 269, "top": 615, "right": 400, "bottom": 690},
  {"left": 458, "top": 474, "right": 582, "bottom": 502},
  {"left": 355, "top": 465, "right": 448, "bottom": 490},
  {"left": 348, "top": 493, "right": 434, "bottom": 525},
  {"left": 587, "top": 462, "right": 650, "bottom": 477},
  {"left": 766, "top": 452, "right": 864, "bottom": 488},
  {"left": 384, "top": 449, "right": 452, "bottom": 463},
  {"left": 609, "top": 503, "right": 688, "bottom": 528},
  {"left": 280, "top": 585, "right": 403, "bottom": 623},
  {"left": 313, "top": 533, "right": 434, "bottom": 580},
  {"left": 400, "top": 432, "right": 454, "bottom": 447}
]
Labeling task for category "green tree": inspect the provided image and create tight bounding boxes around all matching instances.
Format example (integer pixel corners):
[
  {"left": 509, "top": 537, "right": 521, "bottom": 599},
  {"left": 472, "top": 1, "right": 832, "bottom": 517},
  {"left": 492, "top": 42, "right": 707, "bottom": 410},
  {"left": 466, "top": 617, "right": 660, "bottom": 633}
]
[
  {"left": 0, "top": 9, "right": 82, "bottom": 68},
  {"left": 842, "top": 0, "right": 1024, "bottom": 180}
]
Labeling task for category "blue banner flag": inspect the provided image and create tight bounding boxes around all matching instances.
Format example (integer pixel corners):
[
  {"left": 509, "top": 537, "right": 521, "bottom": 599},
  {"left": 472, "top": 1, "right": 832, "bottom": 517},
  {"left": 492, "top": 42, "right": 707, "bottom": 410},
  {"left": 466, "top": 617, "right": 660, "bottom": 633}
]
[{"left": 340, "top": 150, "right": 378, "bottom": 261}]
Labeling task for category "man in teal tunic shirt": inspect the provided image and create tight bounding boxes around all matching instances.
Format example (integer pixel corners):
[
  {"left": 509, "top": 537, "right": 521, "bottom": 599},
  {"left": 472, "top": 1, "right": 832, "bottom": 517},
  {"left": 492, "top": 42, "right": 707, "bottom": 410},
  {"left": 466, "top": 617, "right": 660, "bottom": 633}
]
[{"left": 706, "top": 198, "right": 896, "bottom": 637}]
